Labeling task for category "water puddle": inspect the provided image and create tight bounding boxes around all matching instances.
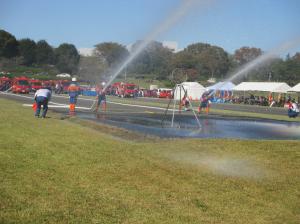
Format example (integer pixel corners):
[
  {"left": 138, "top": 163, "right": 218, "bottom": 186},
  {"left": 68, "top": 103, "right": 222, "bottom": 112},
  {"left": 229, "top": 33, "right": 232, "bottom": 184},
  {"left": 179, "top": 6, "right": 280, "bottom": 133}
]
[{"left": 76, "top": 112, "right": 300, "bottom": 140}]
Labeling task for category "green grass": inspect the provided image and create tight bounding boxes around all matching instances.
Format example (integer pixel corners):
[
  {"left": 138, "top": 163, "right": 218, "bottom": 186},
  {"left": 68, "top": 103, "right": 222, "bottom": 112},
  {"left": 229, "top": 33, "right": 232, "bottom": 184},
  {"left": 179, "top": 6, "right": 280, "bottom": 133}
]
[{"left": 1, "top": 98, "right": 300, "bottom": 223}]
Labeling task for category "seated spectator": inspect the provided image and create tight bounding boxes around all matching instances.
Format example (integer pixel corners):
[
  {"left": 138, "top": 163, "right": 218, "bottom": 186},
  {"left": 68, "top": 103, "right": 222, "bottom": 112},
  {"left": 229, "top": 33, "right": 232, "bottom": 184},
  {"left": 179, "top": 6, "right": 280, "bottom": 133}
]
[{"left": 288, "top": 99, "right": 299, "bottom": 118}]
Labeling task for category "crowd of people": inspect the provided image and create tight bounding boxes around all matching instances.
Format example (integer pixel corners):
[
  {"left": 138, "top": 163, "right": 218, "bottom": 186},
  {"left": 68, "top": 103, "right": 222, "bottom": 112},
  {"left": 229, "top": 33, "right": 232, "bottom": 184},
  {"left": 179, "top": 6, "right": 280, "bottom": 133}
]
[{"left": 230, "top": 93, "right": 300, "bottom": 108}]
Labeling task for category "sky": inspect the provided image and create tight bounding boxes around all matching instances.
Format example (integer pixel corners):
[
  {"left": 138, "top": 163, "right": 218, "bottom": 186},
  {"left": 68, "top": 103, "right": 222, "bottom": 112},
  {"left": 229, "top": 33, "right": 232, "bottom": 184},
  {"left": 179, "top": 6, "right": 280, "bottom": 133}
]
[{"left": 1, "top": 0, "right": 300, "bottom": 55}]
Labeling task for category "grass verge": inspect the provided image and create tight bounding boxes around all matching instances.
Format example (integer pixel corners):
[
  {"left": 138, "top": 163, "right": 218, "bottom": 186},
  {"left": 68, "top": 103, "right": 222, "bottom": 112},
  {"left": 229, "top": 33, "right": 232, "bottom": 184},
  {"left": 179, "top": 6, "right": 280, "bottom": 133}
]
[{"left": 0, "top": 98, "right": 300, "bottom": 223}]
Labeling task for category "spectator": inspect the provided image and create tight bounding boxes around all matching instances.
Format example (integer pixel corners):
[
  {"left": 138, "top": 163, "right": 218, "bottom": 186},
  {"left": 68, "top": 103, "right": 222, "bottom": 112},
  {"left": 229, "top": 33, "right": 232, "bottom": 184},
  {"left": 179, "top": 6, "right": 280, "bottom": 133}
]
[{"left": 288, "top": 99, "right": 299, "bottom": 118}]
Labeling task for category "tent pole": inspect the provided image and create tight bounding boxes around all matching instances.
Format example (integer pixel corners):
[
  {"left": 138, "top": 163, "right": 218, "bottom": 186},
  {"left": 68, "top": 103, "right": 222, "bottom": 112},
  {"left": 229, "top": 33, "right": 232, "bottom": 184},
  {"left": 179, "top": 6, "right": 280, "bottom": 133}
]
[{"left": 171, "top": 84, "right": 177, "bottom": 127}]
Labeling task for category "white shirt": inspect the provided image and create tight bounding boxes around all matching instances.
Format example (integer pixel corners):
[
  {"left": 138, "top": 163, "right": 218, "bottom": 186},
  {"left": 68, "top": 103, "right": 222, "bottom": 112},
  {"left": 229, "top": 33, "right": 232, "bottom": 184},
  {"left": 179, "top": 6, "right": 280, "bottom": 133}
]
[
  {"left": 34, "top": 88, "right": 52, "bottom": 100},
  {"left": 292, "top": 103, "right": 299, "bottom": 113}
]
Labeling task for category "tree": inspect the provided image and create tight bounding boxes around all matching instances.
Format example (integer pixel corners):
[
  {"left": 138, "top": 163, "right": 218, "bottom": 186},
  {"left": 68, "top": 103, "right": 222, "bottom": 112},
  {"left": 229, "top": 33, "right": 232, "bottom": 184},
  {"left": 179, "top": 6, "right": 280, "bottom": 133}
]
[
  {"left": 55, "top": 43, "right": 80, "bottom": 74},
  {"left": 0, "top": 29, "right": 19, "bottom": 58},
  {"left": 278, "top": 54, "right": 300, "bottom": 86},
  {"left": 129, "top": 40, "right": 173, "bottom": 79},
  {"left": 36, "top": 40, "right": 54, "bottom": 65},
  {"left": 18, "top": 38, "right": 37, "bottom": 66},
  {"left": 292, "top": 52, "right": 300, "bottom": 62},
  {"left": 198, "top": 46, "right": 230, "bottom": 78},
  {"left": 172, "top": 43, "right": 230, "bottom": 80},
  {"left": 234, "top": 47, "right": 262, "bottom": 65},
  {"left": 78, "top": 56, "right": 107, "bottom": 82},
  {"left": 94, "top": 42, "right": 129, "bottom": 67}
]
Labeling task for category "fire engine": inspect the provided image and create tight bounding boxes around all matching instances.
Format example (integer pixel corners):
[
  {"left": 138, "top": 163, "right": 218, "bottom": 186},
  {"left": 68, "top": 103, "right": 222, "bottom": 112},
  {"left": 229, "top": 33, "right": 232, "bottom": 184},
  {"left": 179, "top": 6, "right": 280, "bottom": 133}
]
[
  {"left": 29, "top": 79, "right": 42, "bottom": 92},
  {"left": 0, "top": 76, "right": 12, "bottom": 91},
  {"left": 12, "top": 76, "right": 30, "bottom": 94},
  {"left": 114, "top": 82, "right": 138, "bottom": 98},
  {"left": 157, "top": 88, "right": 173, "bottom": 99}
]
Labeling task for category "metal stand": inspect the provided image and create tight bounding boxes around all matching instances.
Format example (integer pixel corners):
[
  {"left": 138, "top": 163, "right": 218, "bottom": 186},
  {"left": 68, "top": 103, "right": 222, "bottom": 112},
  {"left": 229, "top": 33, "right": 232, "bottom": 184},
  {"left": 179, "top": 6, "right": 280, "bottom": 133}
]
[{"left": 161, "top": 84, "right": 201, "bottom": 129}]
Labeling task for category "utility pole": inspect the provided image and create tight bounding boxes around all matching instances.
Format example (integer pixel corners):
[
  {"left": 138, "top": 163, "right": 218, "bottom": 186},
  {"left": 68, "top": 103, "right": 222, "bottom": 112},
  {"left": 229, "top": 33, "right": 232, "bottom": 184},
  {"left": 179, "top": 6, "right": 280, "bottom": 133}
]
[{"left": 268, "top": 71, "right": 272, "bottom": 81}]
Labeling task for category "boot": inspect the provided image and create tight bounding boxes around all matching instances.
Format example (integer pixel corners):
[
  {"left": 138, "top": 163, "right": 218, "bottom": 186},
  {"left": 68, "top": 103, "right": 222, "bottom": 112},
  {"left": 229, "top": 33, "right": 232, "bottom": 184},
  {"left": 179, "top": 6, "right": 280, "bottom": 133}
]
[
  {"left": 206, "top": 106, "right": 209, "bottom": 114},
  {"left": 102, "top": 103, "right": 107, "bottom": 111},
  {"left": 69, "top": 104, "right": 75, "bottom": 112}
]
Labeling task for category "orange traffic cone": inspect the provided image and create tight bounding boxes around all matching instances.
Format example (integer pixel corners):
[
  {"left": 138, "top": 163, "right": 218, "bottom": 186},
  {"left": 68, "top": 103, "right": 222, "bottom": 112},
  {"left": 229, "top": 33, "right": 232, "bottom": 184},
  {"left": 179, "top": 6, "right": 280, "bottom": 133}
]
[
  {"left": 206, "top": 106, "right": 209, "bottom": 114},
  {"left": 32, "top": 102, "right": 37, "bottom": 112}
]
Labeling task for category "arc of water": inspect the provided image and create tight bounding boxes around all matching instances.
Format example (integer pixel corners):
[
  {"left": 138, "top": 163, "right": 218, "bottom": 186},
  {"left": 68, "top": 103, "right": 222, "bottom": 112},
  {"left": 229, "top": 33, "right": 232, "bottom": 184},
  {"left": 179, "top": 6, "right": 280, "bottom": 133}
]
[
  {"left": 90, "top": 0, "right": 201, "bottom": 110},
  {"left": 208, "top": 37, "right": 300, "bottom": 98},
  {"left": 102, "top": 0, "right": 201, "bottom": 91}
]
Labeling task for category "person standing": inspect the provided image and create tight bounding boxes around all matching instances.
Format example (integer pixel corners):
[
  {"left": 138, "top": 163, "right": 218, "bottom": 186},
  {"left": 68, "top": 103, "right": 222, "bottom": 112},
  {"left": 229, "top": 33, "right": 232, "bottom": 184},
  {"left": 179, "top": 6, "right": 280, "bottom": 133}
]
[
  {"left": 95, "top": 86, "right": 106, "bottom": 112},
  {"left": 198, "top": 92, "right": 210, "bottom": 114},
  {"left": 34, "top": 87, "right": 52, "bottom": 118},
  {"left": 181, "top": 94, "right": 190, "bottom": 111},
  {"left": 68, "top": 78, "right": 80, "bottom": 114}
]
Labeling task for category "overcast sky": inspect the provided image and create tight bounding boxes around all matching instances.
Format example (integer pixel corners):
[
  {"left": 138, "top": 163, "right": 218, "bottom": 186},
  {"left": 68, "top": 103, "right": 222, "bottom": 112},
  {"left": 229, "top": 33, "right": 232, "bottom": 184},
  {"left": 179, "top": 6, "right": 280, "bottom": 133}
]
[{"left": 1, "top": 0, "right": 300, "bottom": 55}]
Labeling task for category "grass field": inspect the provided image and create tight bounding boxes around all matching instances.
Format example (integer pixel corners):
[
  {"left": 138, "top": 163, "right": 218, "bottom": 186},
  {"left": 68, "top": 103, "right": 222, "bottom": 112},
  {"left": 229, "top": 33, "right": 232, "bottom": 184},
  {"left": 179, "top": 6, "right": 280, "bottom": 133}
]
[{"left": 0, "top": 98, "right": 300, "bottom": 223}]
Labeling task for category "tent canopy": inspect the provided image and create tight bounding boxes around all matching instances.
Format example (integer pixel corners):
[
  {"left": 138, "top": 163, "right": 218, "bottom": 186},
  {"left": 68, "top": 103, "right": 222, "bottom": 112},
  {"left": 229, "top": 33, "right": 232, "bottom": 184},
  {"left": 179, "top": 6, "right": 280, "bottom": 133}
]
[
  {"left": 233, "top": 82, "right": 291, "bottom": 93},
  {"left": 288, "top": 83, "right": 300, "bottom": 92},
  {"left": 174, "top": 82, "right": 206, "bottom": 100},
  {"left": 207, "top": 81, "right": 236, "bottom": 91}
]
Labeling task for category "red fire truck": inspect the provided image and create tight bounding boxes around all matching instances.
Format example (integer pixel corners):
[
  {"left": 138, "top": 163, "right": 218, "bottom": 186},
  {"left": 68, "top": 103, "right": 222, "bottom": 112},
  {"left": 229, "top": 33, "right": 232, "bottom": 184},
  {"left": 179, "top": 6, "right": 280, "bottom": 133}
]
[
  {"left": 114, "top": 82, "right": 137, "bottom": 98},
  {"left": 157, "top": 88, "right": 173, "bottom": 99},
  {"left": 0, "top": 76, "right": 12, "bottom": 91},
  {"left": 12, "top": 76, "right": 30, "bottom": 94},
  {"left": 29, "top": 79, "right": 42, "bottom": 92}
]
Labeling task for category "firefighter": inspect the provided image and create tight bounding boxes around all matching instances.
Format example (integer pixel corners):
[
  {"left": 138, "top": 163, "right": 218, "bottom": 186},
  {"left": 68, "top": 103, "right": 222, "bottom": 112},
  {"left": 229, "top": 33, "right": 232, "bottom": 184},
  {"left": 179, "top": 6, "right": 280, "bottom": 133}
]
[
  {"left": 68, "top": 77, "right": 80, "bottom": 114},
  {"left": 95, "top": 85, "right": 107, "bottom": 112},
  {"left": 181, "top": 94, "right": 190, "bottom": 111},
  {"left": 34, "top": 87, "right": 52, "bottom": 118},
  {"left": 198, "top": 92, "right": 210, "bottom": 114}
]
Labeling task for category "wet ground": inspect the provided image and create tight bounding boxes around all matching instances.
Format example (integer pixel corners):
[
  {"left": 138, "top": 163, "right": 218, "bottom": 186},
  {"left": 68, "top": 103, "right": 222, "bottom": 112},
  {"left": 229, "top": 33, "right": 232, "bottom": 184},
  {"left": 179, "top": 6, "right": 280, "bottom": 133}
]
[
  {"left": 77, "top": 111, "right": 300, "bottom": 140},
  {"left": 1, "top": 92, "right": 300, "bottom": 140}
]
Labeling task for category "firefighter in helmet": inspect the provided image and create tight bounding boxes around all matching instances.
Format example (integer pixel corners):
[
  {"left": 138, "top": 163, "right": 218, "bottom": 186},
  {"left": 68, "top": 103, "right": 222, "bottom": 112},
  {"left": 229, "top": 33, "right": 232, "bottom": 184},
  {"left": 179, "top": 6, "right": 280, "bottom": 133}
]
[{"left": 68, "top": 77, "right": 80, "bottom": 114}]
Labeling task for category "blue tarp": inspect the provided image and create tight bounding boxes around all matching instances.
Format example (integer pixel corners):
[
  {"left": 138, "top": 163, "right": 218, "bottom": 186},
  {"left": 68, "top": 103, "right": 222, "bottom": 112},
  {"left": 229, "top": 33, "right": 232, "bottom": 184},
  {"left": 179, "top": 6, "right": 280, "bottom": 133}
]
[{"left": 82, "top": 90, "right": 97, "bottom": 96}]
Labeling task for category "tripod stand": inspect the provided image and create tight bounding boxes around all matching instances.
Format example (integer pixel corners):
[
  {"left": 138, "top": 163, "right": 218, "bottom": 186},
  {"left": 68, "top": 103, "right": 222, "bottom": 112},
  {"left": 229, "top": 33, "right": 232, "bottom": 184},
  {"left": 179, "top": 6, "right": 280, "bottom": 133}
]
[{"left": 161, "top": 84, "right": 201, "bottom": 129}]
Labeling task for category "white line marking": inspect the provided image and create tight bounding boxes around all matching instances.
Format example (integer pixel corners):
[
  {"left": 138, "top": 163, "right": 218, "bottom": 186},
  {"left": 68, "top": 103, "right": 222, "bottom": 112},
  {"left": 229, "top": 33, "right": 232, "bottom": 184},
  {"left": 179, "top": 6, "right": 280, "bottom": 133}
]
[
  {"left": 2, "top": 91, "right": 179, "bottom": 112},
  {"left": 22, "top": 104, "right": 91, "bottom": 110}
]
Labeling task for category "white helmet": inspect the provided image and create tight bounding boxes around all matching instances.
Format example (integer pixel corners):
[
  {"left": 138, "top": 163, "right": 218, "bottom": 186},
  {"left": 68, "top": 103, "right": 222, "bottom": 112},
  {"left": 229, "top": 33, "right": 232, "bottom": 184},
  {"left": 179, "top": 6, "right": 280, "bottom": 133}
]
[{"left": 71, "top": 77, "right": 77, "bottom": 82}]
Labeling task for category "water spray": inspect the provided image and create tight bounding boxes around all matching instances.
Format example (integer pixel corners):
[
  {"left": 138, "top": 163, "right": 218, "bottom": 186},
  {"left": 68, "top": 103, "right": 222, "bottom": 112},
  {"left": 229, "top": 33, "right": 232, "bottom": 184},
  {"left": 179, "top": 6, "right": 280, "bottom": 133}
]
[
  {"left": 208, "top": 37, "right": 300, "bottom": 98},
  {"left": 90, "top": 0, "right": 202, "bottom": 111},
  {"left": 102, "top": 0, "right": 201, "bottom": 90}
]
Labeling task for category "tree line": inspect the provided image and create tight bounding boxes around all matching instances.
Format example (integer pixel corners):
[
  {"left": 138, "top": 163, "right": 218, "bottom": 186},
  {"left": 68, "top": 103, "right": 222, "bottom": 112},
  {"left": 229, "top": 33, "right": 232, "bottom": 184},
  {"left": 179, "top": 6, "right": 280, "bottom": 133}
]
[
  {"left": 0, "top": 29, "right": 80, "bottom": 74},
  {"left": 1, "top": 29, "right": 300, "bottom": 85}
]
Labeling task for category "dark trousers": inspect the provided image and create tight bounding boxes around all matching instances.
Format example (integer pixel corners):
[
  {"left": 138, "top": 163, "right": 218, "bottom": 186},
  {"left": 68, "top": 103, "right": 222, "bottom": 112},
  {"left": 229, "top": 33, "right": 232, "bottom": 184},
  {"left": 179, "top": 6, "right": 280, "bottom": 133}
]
[
  {"left": 35, "top": 96, "right": 48, "bottom": 117},
  {"left": 288, "top": 109, "right": 299, "bottom": 118}
]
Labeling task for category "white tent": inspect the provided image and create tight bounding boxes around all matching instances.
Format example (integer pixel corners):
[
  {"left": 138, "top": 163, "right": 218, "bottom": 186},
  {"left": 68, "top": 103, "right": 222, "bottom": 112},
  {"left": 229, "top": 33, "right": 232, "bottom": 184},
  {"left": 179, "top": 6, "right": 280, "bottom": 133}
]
[
  {"left": 233, "top": 82, "right": 291, "bottom": 93},
  {"left": 207, "top": 81, "right": 236, "bottom": 91},
  {"left": 174, "top": 82, "right": 206, "bottom": 100},
  {"left": 288, "top": 83, "right": 300, "bottom": 92},
  {"left": 56, "top": 73, "right": 71, "bottom": 78}
]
